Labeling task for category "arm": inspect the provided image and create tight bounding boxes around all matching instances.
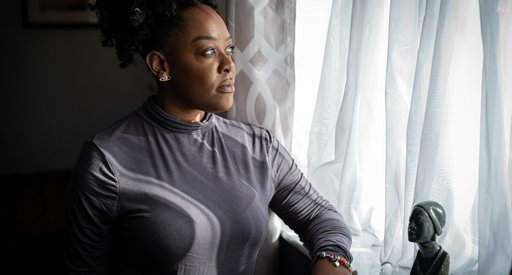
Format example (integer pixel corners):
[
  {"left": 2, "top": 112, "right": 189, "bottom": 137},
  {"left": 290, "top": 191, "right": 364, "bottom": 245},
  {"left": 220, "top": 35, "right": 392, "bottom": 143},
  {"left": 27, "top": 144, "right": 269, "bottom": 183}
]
[
  {"left": 65, "top": 141, "right": 118, "bottom": 274},
  {"left": 265, "top": 131, "right": 353, "bottom": 271}
]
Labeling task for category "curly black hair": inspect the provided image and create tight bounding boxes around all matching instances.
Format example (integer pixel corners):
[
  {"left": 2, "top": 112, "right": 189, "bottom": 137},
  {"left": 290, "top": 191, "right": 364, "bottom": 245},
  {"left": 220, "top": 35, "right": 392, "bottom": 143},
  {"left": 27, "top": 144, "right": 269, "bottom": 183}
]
[{"left": 91, "top": 0, "right": 218, "bottom": 68}]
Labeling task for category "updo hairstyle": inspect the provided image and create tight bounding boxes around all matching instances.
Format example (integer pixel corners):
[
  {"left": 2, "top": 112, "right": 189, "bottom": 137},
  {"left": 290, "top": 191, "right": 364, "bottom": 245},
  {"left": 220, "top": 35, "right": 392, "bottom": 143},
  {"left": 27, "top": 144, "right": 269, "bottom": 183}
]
[{"left": 91, "top": 0, "right": 218, "bottom": 68}]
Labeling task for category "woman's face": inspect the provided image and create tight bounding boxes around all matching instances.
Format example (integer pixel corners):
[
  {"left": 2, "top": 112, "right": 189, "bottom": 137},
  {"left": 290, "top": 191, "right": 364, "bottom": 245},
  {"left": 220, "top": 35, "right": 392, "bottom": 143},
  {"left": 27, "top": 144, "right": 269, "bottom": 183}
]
[
  {"left": 408, "top": 208, "right": 436, "bottom": 243},
  {"left": 163, "top": 4, "right": 236, "bottom": 114}
]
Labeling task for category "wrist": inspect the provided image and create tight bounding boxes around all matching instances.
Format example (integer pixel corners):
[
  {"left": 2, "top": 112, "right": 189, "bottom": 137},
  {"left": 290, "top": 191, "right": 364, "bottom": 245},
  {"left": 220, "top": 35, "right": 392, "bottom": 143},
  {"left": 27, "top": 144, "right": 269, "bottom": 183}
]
[
  {"left": 314, "top": 252, "right": 356, "bottom": 275},
  {"left": 312, "top": 258, "right": 352, "bottom": 275}
]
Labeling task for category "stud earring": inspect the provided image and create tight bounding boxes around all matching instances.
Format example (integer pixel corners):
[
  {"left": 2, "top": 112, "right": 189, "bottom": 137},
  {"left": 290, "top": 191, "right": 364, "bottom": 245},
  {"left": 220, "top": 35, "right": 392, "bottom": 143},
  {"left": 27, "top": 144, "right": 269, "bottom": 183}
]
[{"left": 159, "top": 73, "right": 171, "bottom": 82}]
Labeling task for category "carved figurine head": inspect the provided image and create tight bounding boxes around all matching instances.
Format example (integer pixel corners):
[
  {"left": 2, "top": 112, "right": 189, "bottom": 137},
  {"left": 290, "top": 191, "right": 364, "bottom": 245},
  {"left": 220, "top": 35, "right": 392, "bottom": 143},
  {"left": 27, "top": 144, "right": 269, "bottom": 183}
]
[{"left": 408, "top": 201, "right": 446, "bottom": 243}]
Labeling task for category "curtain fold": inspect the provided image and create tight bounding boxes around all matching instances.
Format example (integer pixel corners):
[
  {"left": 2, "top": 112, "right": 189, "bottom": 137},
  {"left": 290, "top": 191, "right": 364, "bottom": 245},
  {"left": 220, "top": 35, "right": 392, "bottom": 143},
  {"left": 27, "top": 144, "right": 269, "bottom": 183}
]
[
  {"left": 381, "top": 0, "right": 424, "bottom": 270},
  {"left": 478, "top": 0, "right": 512, "bottom": 274},
  {"left": 308, "top": 0, "right": 389, "bottom": 241}
]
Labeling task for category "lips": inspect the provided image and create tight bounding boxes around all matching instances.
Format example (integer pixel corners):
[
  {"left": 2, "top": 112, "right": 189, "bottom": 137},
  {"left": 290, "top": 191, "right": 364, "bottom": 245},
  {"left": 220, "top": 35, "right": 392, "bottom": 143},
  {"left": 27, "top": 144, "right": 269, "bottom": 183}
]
[
  {"left": 408, "top": 228, "right": 418, "bottom": 240},
  {"left": 217, "top": 81, "right": 235, "bottom": 93}
]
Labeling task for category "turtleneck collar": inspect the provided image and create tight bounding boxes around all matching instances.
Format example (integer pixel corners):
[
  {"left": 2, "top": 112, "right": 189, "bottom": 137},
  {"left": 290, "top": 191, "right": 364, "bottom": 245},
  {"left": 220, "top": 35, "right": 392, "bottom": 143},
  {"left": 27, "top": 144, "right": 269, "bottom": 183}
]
[{"left": 139, "top": 96, "right": 214, "bottom": 133}]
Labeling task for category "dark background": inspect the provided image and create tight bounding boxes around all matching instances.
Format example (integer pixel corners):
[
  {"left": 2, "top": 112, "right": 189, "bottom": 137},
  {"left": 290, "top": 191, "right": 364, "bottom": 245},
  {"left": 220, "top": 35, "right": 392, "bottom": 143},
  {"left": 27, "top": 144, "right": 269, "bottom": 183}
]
[
  {"left": 1, "top": 1, "right": 152, "bottom": 273},
  {"left": 0, "top": 1, "right": 153, "bottom": 175}
]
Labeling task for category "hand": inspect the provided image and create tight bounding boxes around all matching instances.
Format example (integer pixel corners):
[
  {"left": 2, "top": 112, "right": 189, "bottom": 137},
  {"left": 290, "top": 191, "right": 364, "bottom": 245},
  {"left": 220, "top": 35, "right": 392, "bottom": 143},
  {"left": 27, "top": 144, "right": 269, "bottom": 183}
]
[{"left": 311, "top": 258, "right": 357, "bottom": 275}]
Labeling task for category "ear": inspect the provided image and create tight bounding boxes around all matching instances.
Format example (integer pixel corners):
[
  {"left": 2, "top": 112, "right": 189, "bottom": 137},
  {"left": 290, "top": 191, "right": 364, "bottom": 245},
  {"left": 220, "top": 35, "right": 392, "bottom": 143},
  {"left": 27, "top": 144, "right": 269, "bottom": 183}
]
[{"left": 145, "top": 51, "right": 170, "bottom": 79}]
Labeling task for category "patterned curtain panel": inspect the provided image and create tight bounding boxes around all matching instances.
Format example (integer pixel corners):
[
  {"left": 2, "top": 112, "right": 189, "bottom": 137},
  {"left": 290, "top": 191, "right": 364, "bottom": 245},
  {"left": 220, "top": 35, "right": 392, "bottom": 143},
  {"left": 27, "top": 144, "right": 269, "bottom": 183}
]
[
  {"left": 224, "top": 1, "right": 296, "bottom": 275},
  {"left": 225, "top": 0, "right": 296, "bottom": 149}
]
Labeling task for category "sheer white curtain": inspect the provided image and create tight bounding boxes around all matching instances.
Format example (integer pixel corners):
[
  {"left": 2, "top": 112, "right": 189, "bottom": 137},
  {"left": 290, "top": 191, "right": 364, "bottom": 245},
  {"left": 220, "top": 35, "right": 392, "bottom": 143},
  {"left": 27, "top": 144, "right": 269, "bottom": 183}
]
[
  {"left": 306, "top": 0, "right": 512, "bottom": 274},
  {"left": 479, "top": 0, "right": 512, "bottom": 274}
]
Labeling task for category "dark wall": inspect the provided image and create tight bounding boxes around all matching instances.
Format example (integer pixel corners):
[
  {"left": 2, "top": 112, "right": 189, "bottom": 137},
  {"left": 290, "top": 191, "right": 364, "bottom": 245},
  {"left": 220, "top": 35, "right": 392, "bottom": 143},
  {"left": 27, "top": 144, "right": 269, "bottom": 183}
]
[{"left": 0, "top": 0, "right": 154, "bottom": 174}]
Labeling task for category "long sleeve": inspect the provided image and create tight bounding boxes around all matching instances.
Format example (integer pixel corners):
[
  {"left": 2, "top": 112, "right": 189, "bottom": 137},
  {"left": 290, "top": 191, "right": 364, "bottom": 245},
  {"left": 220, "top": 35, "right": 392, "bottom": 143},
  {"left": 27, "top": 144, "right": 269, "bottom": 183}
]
[
  {"left": 65, "top": 141, "right": 119, "bottom": 274},
  {"left": 64, "top": 101, "right": 351, "bottom": 274},
  {"left": 266, "top": 131, "right": 353, "bottom": 262}
]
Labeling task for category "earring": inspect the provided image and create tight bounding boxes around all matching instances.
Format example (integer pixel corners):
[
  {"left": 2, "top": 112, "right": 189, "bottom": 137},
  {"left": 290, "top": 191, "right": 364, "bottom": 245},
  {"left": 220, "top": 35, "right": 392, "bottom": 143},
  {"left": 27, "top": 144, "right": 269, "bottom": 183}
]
[{"left": 159, "top": 73, "right": 171, "bottom": 82}]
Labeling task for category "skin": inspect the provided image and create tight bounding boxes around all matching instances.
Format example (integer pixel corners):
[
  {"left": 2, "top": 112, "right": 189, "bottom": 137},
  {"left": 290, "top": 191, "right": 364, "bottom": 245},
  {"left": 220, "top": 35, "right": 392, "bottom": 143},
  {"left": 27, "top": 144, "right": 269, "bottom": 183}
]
[
  {"left": 146, "top": 4, "right": 353, "bottom": 274},
  {"left": 408, "top": 207, "right": 441, "bottom": 259},
  {"left": 145, "top": 4, "right": 236, "bottom": 123}
]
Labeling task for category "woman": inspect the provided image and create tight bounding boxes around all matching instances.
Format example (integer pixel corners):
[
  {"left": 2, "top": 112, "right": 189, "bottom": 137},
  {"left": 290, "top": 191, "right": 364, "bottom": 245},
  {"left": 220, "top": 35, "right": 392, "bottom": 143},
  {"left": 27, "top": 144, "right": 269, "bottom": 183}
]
[
  {"left": 408, "top": 201, "right": 450, "bottom": 275},
  {"left": 65, "top": 0, "right": 354, "bottom": 274}
]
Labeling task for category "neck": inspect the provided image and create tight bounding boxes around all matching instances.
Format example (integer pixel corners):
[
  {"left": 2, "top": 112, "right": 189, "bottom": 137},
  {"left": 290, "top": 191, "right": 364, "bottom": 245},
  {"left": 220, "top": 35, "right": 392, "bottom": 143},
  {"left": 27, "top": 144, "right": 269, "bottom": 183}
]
[
  {"left": 417, "top": 241, "right": 440, "bottom": 258},
  {"left": 155, "top": 91, "right": 205, "bottom": 123}
]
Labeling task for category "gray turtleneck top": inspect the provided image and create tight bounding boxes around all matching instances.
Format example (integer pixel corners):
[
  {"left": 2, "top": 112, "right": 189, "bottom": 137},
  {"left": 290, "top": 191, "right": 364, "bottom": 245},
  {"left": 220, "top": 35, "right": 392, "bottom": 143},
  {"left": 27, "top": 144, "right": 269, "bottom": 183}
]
[{"left": 65, "top": 96, "right": 352, "bottom": 274}]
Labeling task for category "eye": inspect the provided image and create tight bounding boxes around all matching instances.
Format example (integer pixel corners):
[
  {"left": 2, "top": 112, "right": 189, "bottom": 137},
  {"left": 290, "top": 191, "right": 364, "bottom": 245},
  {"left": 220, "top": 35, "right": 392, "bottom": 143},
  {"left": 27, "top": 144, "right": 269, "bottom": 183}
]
[
  {"left": 202, "top": 48, "right": 216, "bottom": 56},
  {"left": 226, "top": 45, "right": 235, "bottom": 55}
]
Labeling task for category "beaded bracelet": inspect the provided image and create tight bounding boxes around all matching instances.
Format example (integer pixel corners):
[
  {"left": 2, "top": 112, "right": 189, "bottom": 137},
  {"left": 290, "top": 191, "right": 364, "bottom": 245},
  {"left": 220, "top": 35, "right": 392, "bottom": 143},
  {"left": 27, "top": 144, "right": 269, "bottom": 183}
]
[{"left": 317, "top": 252, "right": 354, "bottom": 272}]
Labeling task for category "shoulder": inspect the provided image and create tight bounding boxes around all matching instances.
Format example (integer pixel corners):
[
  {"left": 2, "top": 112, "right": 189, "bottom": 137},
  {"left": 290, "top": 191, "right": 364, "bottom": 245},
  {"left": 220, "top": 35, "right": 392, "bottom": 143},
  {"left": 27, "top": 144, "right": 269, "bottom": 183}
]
[
  {"left": 214, "top": 115, "right": 268, "bottom": 133},
  {"left": 95, "top": 111, "right": 140, "bottom": 139},
  {"left": 91, "top": 110, "right": 144, "bottom": 151},
  {"left": 437, "top": 247, "right": 449, "bottom": 261},
  {"left": 437, "top": 249, "right": 450, "bottom": 274},
  {"left": 439, "top": 248, "right": 450, "bottom": 263},
  {"left": 213, "top": 115, "right": 273, "bottom": 147}
]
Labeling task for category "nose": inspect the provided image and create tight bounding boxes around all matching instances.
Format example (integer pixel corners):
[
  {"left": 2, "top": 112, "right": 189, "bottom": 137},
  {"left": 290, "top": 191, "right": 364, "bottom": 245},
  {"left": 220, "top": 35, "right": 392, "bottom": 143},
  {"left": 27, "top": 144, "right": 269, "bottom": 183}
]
[{"left": 219, "top": 53, "right": 235, "bottom": 75}]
